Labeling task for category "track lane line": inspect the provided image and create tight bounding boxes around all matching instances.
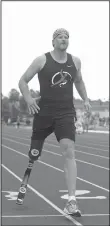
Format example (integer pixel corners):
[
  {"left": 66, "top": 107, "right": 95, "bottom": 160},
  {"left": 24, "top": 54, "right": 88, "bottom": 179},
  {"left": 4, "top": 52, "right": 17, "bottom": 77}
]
[
  {"left": 1, "top": 163, "right": 82, "bottom": 226},
  {"left": 3, "top": 136, "right": 109, "bottom": 159},
  {"left": 2, "top": 214, "right": 66, "bottom": 218},
  {"left": 2, "top": 133, "right": 109, "bottom": 152},
  {"left": 2, "top": 144, "right": 109, "bottom": 192},
  {"left": 45, "top": 142, "right": 109, "bottom": 153},
  {"left": 2, "top": 213, "right": 109, "bottom": 218},
  {"left": 2, "top": 137, "right": 109, "bottom": 170},
  {"left": 77, "top": 142, "right": 109, "bottom": 148},
  {"left": 3, "top": 129, "right": 109, "bottom": 144}
]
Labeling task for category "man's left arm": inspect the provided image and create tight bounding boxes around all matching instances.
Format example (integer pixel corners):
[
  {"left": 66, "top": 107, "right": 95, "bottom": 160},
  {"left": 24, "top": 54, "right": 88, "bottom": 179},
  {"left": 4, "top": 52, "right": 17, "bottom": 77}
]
[{"left": 72, "top": 56, "right": 91, "bottom": 112}]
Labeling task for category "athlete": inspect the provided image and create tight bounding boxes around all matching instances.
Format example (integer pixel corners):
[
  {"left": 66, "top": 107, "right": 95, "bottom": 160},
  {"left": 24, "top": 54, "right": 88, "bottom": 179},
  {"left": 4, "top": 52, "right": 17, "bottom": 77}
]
[
  {"left": 16, "top": 116, "right": 20, "bottom": 129},
  {"left": 16, "top": 28, "right": 91, "bottom": 216},
  {"left": 83, "top": 111, "right": 91, "bottom": 132}
]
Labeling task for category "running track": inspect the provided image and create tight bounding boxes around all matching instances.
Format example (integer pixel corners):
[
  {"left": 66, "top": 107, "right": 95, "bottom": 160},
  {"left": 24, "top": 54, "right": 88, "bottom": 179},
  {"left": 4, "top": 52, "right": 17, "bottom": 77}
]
[{"left": 1, "top": 125, "right": 109, "bottom": 225}]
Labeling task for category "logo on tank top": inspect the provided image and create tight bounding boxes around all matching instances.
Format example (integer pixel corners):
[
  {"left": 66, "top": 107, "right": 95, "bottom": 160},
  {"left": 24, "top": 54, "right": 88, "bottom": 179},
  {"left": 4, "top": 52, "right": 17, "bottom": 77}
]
[{"left": 51, "top": 69, "right": 72, "bottom": 87}]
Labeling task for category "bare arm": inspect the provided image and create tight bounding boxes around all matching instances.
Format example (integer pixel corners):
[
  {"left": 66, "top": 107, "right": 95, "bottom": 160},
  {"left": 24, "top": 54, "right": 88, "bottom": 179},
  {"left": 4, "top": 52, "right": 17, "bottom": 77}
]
[
  {"left": 72, "top": 56, "right": 91, "bottom": 111},
  {"left": 19, "top": 55, "right": 46, "bottom": 102},
  {"left": 72, "top": 56, "right": 88, "bottom": 101},
  {"left": 19, "top": 54, "right": 46, "bottom": 114}
]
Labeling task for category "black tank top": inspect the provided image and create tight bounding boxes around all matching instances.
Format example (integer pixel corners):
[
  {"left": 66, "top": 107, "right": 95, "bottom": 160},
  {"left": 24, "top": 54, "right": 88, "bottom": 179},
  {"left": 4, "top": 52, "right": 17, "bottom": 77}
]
[{"left": 38, "top": 52, "right": 77, "bottom": 115}]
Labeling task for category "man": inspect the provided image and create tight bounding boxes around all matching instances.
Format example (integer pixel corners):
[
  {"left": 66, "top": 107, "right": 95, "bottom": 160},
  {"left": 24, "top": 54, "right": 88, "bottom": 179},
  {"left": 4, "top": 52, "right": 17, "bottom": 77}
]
[
  {"left": 16, "top": 28, "right": 91, "bottom": 217},
  {"left": 83, "top": 111, "right": 91, "bottom": 132},
  {"left": 16, "top": 115, "right": 20, "bottom": 129},
  {"left": 75, "top": 119, "right": 83, "bottom": 134}
]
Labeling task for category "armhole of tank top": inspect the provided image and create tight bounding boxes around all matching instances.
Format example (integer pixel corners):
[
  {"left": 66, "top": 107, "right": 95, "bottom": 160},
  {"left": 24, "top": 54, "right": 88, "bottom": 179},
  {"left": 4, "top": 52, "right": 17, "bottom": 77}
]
[
  {"left": 67, "top": 53, "right": 78, "bottom": 81},
  {"left": 38, "top": 53, "right": 48, "bottom": 74},
  {"left": 67, "top": 54, "right": 77, "bottom": 70}
]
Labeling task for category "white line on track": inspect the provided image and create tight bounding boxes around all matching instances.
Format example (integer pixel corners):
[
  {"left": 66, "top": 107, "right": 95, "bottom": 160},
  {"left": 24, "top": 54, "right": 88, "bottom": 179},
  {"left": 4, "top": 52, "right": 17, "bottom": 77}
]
[
  {"left": 44, "top": 142, "right": 109, "bottom": 158},
  {"left": 87, "top": 130, "right": 109, "bottom": 134},
  {"left": 19, "top": 131, "right": 109, "bottom": 147},
  {"left": 3, "top": 129, "right": 109, "bottom": 143},
  {"left": 3, "top": 137, "right": 109, "bottom": 160},
  {"left": 47, "top": 138, "right": 109, "bottom": 148},
  {"left": 76, "top": 159, "right": 109, "bottom": 170},
  {"left": 1, "top": 214, "right": 67, "bottom": 218},
  {"left": 2, "top": 133, "right": 109, "bottom": 152},
  {"left": 1, "top": 163, "right": 82, "bottom": 226},
  {"left": 2, "top": 213, "right": 109, "bottom": 218},
  {"left": 2, "top": 137, "right": 109, "bottom": 170},
  {"left": 45, "top": 142, "right": 109, "bottom": 153},
  {"left": 76, "top": 144, "right": 109, "bottom": 152},
  {"left": 2, "top": 144, "right": 109, "bottom": 192},
  {"left": 78, "top": 142, "right": 109, "bottom": 148},
  {"left": 75, "top": 150, "right": 109, "bottom": 159},
  {"left": 80, "top": 213, "right": 109, "bottom": 216}
]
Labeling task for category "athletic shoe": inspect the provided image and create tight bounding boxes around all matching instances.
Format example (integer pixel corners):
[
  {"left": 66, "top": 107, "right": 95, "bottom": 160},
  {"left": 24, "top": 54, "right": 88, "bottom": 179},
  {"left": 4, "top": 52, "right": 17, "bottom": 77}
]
[
  {"left": 16, "top": 184, "right": 27, "bottom": 205},
  {"left": 64, "top": 199, "right": 81, "bottom": 217}
]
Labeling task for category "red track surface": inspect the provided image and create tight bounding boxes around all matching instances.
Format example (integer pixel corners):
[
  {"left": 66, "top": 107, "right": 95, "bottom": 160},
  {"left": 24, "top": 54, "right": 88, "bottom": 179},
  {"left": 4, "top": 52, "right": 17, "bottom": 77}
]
[{"left": 1, "top": 125, "right": 109, "bottom": 225}]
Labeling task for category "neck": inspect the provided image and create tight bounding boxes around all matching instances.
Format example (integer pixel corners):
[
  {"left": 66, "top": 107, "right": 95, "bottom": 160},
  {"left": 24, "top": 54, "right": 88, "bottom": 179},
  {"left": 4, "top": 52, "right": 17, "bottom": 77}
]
[{"left": 52, "top": 49, "right": 67, "bottom": 61}]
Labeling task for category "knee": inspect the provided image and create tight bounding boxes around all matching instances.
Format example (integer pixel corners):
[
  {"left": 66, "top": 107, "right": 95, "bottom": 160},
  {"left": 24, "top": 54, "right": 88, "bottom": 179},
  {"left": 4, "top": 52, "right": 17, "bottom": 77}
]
[
  {"left": 60, "top": 139, "right": 75, "bottom": 159},
  {"left": 64, "top": 147, "right": 75, "bottom": 159},
  {"left": 28, "top": 148, "right": 41, "bottom": 161},
  {"left": 28, "top": 139, "right": 44, "bottom": 161}
]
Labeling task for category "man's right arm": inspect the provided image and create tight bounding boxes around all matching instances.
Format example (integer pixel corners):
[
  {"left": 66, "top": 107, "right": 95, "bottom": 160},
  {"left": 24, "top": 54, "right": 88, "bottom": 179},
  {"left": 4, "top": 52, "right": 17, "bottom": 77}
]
[
  {"left": 19, "top": 55, "right": 46, "bottom": 102},
  {"left": 19, "top": 54, "right": 46, "bottom": 114}
]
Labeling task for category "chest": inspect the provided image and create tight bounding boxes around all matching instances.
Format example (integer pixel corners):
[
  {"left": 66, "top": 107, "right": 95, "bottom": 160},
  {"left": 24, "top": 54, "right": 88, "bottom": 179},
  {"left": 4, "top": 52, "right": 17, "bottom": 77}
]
[{"left": 39, "top": 62, "right": 76, "bottom": 85}]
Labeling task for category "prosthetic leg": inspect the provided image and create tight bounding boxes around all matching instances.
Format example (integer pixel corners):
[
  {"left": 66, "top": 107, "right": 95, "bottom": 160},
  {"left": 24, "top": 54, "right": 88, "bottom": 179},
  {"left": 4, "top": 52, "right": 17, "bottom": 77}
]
[{"left": 16, "top": 140, "right": 44, "bottom": 205}]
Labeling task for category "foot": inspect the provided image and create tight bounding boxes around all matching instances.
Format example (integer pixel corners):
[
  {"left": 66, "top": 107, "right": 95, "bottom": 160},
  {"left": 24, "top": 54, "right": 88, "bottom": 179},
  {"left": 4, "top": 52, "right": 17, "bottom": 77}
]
[
  {"left": 64, "top": 199, "right": 81, "bottom": 217},
  {"left": 16, "top": 184, "right": 27, "bottom": 205}
]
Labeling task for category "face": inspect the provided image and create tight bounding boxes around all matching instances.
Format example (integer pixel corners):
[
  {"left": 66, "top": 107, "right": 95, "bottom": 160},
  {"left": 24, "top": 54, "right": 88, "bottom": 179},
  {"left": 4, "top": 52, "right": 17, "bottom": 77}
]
[{"left": 53, "top": 33, "right": 69, "bottom": 51}]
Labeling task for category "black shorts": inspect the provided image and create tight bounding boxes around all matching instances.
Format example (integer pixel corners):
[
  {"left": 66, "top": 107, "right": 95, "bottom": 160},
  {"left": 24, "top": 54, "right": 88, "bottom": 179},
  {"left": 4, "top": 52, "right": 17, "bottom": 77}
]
[{"left": 31, "top": 113, "right": 76, "bottom": 142}]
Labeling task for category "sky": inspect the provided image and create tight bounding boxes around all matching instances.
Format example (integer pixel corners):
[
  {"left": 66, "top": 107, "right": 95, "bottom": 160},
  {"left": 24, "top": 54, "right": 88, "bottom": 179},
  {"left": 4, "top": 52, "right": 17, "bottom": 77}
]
[{"left": 2, "top": 1, "right": 109, "bottom": 101}]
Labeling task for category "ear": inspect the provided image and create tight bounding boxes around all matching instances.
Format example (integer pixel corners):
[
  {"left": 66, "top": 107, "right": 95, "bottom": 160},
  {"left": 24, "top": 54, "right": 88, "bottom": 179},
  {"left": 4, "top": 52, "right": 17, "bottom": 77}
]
[{"left": 52, "top": 39, "right": 54, "bottom": 47}]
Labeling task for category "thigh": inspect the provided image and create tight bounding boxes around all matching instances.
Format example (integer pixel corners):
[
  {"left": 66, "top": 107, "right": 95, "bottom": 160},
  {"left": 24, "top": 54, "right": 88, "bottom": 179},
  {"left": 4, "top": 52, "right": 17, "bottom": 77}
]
[
  {"left": 59, "top": 138, "right": 75, "bottom": 149},
  {"left": 54, "top": 114, "right": 76, "bottom": 142},
  {"left": 32, "top": 114, "right": 54, "bottom": 140}
]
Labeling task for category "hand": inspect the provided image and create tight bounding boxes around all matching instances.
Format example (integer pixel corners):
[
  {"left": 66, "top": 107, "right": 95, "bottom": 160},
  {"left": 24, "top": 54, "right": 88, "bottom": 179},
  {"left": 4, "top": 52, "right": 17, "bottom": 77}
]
[
  {"left": 27, "top": 96, "right": 41, "bottom": 115},
  {"left": 84, "top": 99, "right": 91, "bottom": 112}
]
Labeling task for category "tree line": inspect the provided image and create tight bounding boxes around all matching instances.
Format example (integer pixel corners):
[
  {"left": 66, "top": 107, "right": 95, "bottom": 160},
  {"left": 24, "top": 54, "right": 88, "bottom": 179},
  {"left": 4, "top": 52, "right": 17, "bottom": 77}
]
[
  {"left": 1, "top": 88, "right": 39, "bottom": 123},
  {"left": 1, "top": 88, "right": 109, "bottom": 125}
]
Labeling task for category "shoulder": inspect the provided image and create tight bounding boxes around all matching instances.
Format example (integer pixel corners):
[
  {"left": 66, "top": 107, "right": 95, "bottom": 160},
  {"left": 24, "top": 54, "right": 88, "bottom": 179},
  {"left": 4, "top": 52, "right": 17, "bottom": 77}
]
[
  {"left": 33, "top": 54, "right": 46, "bottom": 71},
  {"left": 71, "top": 55, "right": 81, "bottom": 71}
]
